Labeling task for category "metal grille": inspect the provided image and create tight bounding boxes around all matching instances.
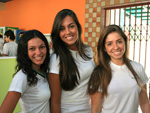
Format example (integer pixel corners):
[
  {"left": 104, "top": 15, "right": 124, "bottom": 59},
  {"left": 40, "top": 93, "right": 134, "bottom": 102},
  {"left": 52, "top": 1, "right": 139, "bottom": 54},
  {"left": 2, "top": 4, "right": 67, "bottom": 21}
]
[{"left": 105, "top": 4, "right": 150, "bottom": 99}]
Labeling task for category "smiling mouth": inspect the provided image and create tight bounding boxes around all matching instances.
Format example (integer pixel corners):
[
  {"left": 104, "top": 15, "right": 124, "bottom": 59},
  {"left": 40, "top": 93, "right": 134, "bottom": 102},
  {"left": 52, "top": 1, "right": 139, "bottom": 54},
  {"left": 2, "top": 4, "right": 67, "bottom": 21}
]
[
  {"left": 66, "top": 36, "right": 73, "bottom": 40},
  {"left": 35, "top": 56, "right": 43, "bottom": 60},
  {"left": 113, "top": 51, "right": 121, "bottom": 55}
]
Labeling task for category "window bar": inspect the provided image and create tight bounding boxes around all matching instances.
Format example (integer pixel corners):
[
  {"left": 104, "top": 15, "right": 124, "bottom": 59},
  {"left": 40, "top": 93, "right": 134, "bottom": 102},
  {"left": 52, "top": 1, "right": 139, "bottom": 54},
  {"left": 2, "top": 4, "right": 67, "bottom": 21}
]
[
  {"left": 145, "top": 4, "right": 149, "bottom": 100},
  {"left": 129, "top": 7, "right": 131, "bottom": 35},
  {"left": 129, "top": 7, "right": 131, "bottom": 46},
  {"left": 123, "top": 8, "right": 126, "bottom": 32},
  {"left": 144, "top": 4, "right": 149, "bottom": 70},
  {"left": 133, "top": 6, "right": 137, "bottom": 61},
  {"left": 110, "top": 9, "right": 111, "bottom": 25},
  {"left": 119, "top": 8, "right": 121, "bottom": 26},
  {"left": 106, "top": 9, "right": 110, "bottom": 26},
  {"left": 139, "top": 6, "right": 143, "bottom": 63},
  {"left": 114, "top": 9, "right": 116, "bottom": 24},
  {"left": 127, "top": 7, "right": 131, "bottom": 59}
]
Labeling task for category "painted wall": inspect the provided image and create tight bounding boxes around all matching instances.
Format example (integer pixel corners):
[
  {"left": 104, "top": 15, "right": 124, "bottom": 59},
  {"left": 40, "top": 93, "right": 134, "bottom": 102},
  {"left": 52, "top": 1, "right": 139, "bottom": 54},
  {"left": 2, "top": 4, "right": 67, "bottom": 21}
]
[
  {"left": 0, "top": 58, "right": 21, "bottom": 112},
  {"left": 0, "top": 0, "right": 85, "bottom": 36}
]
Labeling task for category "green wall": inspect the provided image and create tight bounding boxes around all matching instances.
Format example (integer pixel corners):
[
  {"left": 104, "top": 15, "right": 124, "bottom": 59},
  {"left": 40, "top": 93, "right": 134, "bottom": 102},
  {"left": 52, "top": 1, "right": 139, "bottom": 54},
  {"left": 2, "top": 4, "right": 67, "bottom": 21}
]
[{"left": 0, "top": 57, "right": 21, "bottom": 113}]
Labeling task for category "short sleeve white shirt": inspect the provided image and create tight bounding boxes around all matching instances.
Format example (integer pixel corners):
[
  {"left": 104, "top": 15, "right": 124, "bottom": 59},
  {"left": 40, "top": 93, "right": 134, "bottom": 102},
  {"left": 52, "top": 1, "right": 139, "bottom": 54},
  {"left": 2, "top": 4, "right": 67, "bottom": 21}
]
[
  {"left": 100, "top": 61, "right": 148, "bottom": 113},
  {"left": 8, "top": 70, "right": 51, "bottom": 113},
  {"left": 2, "top": 41, "right": 18, "bottom": 56},
  {"left": 49, "top": 47, "right": 95, "bottom": 113}
]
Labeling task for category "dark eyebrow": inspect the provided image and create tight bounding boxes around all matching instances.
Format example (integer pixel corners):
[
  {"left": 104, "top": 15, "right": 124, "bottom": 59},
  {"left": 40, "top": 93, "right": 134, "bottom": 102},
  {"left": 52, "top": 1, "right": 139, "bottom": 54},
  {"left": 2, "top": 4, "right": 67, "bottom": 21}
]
[
  {"left": 69, "top": 23, "right": 75, "bottom": 25},
  {"left": 117, "top": 38, "right": 123, "bottom": 41},
  {"left": 105, "top": 37, "right": 123, "bottom": 43},
  {"left": 60, "top": 22, "right": 75, "bottom": 27}
]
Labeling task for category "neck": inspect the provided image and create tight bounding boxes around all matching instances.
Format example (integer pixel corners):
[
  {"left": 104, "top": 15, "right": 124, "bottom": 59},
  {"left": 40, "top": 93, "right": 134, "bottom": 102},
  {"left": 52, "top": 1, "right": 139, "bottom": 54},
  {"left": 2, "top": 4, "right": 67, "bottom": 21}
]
[
  {"left": 33, "top": 67, "right": 42, "bottom": 73},
  {"left": 9, "top": 40, "right": 14, "bottom": 42},
  {"left": 111, "top": 60, "right": 124, "bottom": 66}
]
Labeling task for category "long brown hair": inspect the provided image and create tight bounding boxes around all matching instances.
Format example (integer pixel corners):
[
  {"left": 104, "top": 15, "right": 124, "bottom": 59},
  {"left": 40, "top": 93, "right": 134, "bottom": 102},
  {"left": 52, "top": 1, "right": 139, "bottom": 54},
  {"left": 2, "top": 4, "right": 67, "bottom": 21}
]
[
  {"left": 88, "top": 25, "right": 142, "bottom": 96},
  {"left": 51, "top": 9, "right": 91, "bottom": 91}
]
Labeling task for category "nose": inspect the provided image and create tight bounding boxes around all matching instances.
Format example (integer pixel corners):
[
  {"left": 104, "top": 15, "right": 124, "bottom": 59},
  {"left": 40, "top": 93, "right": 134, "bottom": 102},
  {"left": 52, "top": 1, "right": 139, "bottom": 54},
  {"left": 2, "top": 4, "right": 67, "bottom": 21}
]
[
  {"left": 35, "top": 48, "right": 41, "bottom": 54},
  {"left": 65, "top": 28, "right": 70, "bottom": 34},
  {"left": 113, "top": 43, "right": 119, "bottom": 49}
]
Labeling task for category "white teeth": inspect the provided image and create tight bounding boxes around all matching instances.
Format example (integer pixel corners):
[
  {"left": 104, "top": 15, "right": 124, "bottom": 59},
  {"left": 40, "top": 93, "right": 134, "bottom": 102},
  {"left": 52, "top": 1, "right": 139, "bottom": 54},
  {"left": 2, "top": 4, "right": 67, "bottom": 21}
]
[
  {"left": 113, "top": 51, "right": 120, "bottom": 55},
  {"left": 35, "top": 57, "right": 42, "bottom": 59},
  {"left": 66, "top": 36, "right": 72, "bottom": 40}
]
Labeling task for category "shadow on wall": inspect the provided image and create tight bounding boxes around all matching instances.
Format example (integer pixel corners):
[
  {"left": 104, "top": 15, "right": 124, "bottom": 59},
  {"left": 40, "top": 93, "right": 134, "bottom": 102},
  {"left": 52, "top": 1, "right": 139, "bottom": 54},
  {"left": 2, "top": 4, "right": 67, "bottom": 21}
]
[{"left": 0, "top": 57, "right": 21, "bottom": 113}]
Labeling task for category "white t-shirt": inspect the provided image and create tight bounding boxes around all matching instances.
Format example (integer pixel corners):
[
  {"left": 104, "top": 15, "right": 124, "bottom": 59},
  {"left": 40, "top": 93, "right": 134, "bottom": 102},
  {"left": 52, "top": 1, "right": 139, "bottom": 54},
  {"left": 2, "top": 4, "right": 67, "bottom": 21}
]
[
  {"left": 49, "top": 47, "right": 95, "bottom": 113},
  {"left": 0, "top": 38, "right": 4, "bottom": 53},
  {"left": 99, "top": 61, "right": 148, "bottom": 113},
  {"left": 2, "top": 41, "right": 18, "bottom": 56},
  {"left": 8, "top": 70, "right": 51, "bottom": 113}
]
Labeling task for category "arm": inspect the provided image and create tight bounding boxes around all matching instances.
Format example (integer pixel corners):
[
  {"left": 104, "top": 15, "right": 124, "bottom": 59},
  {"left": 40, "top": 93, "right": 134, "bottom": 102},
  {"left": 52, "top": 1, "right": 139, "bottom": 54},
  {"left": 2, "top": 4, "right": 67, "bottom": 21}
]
[
  {"left": 48, "top": 73, "right": 61, "bottom": 113},
  {"left": 0, "top": 91, "right": 21, "bottom": 113},
  {"left": 91, "top": 92, "right": 103, "bottom": 113},
  {"left": 1, "top": 44, "right": 8, "bottom": 56},
  {"left": 139, "top": 84, "right": 150, "bottom": 113}
]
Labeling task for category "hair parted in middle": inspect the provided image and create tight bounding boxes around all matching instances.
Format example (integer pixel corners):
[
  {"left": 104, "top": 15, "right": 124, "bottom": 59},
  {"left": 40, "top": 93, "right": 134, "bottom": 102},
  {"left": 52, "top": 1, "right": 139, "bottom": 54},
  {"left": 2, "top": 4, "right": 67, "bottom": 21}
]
[
  {"left": 15, "top": 29, "right": 50, "bottom": 86},
  {"left": 88, "top": 24, "right": 142, "bottom": 96},
  {"left": 51, "top": 9, "right": 91, "bottom": 91}
]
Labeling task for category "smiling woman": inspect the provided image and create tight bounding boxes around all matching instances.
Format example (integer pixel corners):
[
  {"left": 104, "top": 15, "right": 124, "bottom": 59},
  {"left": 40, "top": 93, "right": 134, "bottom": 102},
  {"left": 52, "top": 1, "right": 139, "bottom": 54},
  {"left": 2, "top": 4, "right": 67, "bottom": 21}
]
[
  {"left": 27, "top": 37, "right": 47, "bottom": 72},
  {"left": 88, "top": 24, "right": 150, "bottom": 113},
  {"left": 0, "top": 29, "right": 51, "bottom": 113},
  {"left": 48, "top": 9, "right": 95, "bottom": 113},
  {"left": 105, "top": 32, "right": 126, "bottom": 65}
]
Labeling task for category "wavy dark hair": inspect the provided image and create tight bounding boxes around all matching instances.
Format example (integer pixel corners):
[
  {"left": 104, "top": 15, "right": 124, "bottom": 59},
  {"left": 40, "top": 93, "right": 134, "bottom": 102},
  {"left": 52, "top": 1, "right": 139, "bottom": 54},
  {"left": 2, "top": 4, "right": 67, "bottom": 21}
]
[
  {"left": 51, "top": 9, "right": 91, "bottom": 90},
  {"left": 88, "top": 24, "right": 142, "bottom": 96},
  {"left": 4, "top": 29, "right": 15, "bottom": 40},
  {"left": 14, "top": 29, "right": 50, "bottom": 86}
]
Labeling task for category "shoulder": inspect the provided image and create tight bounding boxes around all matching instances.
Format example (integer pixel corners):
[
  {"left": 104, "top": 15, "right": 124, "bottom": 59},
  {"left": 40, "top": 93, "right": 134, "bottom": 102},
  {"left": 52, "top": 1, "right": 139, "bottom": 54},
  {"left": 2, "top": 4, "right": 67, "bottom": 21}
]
[
  {"left": 130, "top": 61, "right": 144, "bottom": 71},
  {"left": 9, "top": 70, "right": 28, "bottom": 93},
  {"left": 3, "top": 42, "right": 12, "bottom": 47},
  {"left": 14, "top": 70, "right": 27, "bottom": 81},
  {"left": 130, "top": 61, "right": 148, "bottom": 84},
  {"left": 50, "top": 53, "right": 60, "bottom": 67},
  {"left": 3, "top": 43, "right": 9, "bottom": 46},
  {"left": 50, "top": 53, "right": 60, "bottom": 61},
  {"left": 85, "top": 45, "right": 92, "bottom": 51},
  {"left": 49, "top": 53, "right": 60, "bottom": 74},
  {"left": 84, "top": 46, "right": 93, "bottom": 57},
  {"left": 11, "top": 41, "right": 18, "bottom": 45}
]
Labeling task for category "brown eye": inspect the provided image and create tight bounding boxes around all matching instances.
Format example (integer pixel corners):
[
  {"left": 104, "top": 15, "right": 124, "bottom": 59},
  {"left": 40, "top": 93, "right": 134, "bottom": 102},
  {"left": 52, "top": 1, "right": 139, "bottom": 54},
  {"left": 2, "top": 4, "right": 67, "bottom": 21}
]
[
  {"left": 60, "top": 27, "right": 65, "bottom": 31},
  {"left": 28, "top": 47, "right": 35, "bottom": 51},
  {"left": 40, "top": 45, "right": 46, "bottom": 49},
  {"left": 107, "top": 43, "right": 112, "bottom": 46},
  {"left": 118, "top": 40, "right": 123, "bottom": 44}
]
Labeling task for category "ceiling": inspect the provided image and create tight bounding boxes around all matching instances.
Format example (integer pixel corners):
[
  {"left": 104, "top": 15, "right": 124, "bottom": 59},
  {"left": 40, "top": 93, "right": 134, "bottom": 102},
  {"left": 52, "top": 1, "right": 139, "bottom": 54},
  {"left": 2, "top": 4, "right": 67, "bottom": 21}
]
[{"left": 0, "top": 0, "right": 12, "bottom": 3}]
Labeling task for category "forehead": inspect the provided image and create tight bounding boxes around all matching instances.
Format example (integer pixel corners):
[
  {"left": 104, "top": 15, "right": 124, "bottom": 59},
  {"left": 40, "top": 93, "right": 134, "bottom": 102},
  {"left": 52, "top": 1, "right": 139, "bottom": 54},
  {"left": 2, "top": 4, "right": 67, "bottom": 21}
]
[
  {"left": 105, "top": 32, "right": 123, "bottom": 42},
  {"left": 61, "top": 16, "right": 75, "bottom": 26},
  {"left": 28, "top": 37, "right": 44, "bottom": 46}
]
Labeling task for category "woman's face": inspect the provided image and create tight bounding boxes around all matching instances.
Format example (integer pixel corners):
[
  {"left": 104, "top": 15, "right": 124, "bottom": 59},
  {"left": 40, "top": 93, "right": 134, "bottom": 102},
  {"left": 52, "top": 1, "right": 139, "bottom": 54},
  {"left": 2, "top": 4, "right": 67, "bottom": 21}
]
[
  {"left": 28, "top": 37, "right": 47, "bottom": 70},
  {"left": 59, "top": 15, "right": 78, "bottom": 50},
  {"left": 105, "top": 32, "right": 125, "bottom": 65}
]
